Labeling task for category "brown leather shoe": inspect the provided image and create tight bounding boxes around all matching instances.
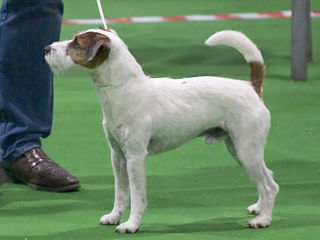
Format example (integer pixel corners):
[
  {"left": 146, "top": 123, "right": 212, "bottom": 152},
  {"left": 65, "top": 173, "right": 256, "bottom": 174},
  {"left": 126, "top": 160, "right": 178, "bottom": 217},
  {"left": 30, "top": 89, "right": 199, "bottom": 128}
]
[{"left": 6, "top": 147, "right": 80, "bottom": 192}]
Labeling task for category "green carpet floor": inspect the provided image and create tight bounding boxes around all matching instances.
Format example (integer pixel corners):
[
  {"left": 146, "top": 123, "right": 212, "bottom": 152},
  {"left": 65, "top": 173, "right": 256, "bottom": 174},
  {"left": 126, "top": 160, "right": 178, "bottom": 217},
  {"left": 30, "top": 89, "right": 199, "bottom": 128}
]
[{"left": 0, "top": 0, "right": 319, "bottom": 239}]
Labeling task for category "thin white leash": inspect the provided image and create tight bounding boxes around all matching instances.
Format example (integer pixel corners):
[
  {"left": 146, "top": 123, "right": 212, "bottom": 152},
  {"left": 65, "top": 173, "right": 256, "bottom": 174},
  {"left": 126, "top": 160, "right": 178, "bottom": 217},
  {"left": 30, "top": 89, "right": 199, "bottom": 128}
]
[{"left": 96, "top": 0, "right": 108, "bottom": 29}]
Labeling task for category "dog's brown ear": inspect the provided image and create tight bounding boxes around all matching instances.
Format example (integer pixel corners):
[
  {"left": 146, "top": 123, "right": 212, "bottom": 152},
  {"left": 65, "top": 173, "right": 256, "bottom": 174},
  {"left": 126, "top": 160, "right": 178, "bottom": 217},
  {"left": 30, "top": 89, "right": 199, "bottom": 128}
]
[{"left": 86, "top": 37, "right": 110, "bottom": 63}]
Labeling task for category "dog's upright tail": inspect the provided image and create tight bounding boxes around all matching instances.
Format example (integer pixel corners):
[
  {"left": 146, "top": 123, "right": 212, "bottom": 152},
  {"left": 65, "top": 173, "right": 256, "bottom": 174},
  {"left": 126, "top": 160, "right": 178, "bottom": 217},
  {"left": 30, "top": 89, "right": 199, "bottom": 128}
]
[{"left": 205, "top": 30, "right": 265, "bottom": 99}]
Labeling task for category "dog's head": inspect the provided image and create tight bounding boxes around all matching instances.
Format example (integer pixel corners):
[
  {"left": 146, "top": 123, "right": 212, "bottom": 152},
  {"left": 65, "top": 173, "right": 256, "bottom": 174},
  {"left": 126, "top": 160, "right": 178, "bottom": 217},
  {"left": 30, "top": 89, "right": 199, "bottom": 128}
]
[
  {"left": 44, "top": 29, "right": 116, "bottom": 75},
  {"left": 45, "top": 28, "right": 145, "bottom": 87}
]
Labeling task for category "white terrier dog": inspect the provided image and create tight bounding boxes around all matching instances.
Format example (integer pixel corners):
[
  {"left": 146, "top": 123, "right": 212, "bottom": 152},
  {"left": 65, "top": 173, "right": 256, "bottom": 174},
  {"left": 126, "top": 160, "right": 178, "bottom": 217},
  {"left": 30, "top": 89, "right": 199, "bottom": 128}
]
[{"left": 45, "top": 29, "right": 279, "bottom": 233}]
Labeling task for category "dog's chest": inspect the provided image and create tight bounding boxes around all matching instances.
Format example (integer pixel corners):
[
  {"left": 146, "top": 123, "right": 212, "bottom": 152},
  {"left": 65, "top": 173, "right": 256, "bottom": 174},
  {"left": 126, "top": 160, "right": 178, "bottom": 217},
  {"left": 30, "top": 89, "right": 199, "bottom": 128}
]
[
  {"left": 147, "top": 134, "right": 183, "bottom": 154},
  {"left": 146, "top": 124, "right": 206, "bottom": 154}
]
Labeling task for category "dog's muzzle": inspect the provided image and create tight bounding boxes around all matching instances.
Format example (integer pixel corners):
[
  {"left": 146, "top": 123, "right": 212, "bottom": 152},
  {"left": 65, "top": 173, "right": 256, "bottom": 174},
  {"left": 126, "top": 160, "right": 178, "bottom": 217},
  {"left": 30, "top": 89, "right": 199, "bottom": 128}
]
[{"left": 44, "top": 45, "right": 52, "bottom": 55}]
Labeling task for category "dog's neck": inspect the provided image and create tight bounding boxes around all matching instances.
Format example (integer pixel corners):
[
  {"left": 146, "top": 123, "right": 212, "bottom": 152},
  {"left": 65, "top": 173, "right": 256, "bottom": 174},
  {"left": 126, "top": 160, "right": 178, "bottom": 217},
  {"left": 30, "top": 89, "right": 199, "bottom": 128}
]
[{"left": 88, "top": 40, "right": 146, "bottom": 89}]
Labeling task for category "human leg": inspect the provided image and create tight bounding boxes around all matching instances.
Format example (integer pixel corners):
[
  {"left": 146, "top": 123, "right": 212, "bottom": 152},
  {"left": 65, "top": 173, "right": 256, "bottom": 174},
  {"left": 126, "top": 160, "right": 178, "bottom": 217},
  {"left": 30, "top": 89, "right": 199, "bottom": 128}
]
[{"left": 0, "top": 0, "right": 80, "bottom": 191}]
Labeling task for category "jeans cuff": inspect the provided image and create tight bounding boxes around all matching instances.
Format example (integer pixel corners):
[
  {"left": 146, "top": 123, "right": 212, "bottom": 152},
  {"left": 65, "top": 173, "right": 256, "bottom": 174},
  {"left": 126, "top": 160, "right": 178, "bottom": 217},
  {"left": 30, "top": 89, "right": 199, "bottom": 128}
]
[{"left": 0, "top": 142, "right": 41, "bottom": 169}]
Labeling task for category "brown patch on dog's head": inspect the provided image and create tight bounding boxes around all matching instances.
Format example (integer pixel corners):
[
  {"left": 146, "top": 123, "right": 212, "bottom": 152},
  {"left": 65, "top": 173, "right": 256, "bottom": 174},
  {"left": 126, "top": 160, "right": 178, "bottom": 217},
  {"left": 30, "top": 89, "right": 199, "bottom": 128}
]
[{"left": 66, "top": 32, "right": 111, "bottom": 68}]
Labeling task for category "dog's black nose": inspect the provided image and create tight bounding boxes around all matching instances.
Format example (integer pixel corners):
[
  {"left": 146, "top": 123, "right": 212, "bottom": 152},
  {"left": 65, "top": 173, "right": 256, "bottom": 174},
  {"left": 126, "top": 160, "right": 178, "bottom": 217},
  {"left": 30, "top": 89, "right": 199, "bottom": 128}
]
[{"left": 44, "top": 45, "right": 52, "bottom": 55}]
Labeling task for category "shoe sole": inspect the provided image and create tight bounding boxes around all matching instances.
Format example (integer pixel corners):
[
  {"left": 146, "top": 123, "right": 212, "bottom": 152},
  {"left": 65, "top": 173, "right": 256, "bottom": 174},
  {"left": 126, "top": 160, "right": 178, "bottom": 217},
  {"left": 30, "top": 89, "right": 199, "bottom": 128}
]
[{"left": 28, "top": 182, "right": 81, "bottom": 192}]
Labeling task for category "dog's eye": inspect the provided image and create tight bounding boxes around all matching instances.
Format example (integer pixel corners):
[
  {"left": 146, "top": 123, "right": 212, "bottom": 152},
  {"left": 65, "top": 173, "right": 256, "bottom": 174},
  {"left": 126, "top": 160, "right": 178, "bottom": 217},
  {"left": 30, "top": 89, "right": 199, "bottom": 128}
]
[{"left": 73, "top": 41, "right": 80, "bottom": 49}]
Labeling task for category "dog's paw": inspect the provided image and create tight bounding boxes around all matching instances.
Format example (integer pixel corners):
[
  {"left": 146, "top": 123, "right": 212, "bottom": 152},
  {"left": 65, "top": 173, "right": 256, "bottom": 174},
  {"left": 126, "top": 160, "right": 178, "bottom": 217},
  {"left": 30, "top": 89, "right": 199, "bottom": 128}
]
[
  {"left": 247, "top": 202, "right": 261, "bottom": 215},
  {"left": 248, "top": 215, "right": 271, "bottom": 228},
  {"left": 100, "top": 213, "right": 121, "bottom": 225},
  {"left": 115, "top": 221, "right": 139, "bottom": 234}
]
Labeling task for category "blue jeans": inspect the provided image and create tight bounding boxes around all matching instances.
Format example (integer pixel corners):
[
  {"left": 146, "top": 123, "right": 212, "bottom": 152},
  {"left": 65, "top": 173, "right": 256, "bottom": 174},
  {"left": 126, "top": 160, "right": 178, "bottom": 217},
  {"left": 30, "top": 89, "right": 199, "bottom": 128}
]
[{"left": 0, "top": 0, "right": 63, "bottom": 168}]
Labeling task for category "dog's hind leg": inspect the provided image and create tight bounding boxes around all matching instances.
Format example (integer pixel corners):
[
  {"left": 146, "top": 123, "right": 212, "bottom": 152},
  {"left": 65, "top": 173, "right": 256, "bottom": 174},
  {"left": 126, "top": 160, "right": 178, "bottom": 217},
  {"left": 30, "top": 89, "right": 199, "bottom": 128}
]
[
  {"left": 246, "top": 167, "right": 274, "bottom": 216},
  {"left": 100, "top": 148, "right": 129, "bottom": 225},
  {"left": 224, "top": 136, "right": 239, "bottom": 162},
  {"left": 227, "top": 128, "right": 279, "bottom": 228},
  {"left": 225, "top": 136, "right": 262, "bottom": 215}
]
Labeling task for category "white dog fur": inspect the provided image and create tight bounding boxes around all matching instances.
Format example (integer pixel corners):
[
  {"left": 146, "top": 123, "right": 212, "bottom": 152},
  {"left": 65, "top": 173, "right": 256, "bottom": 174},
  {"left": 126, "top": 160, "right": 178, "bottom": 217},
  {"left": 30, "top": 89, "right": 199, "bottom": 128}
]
[{"left": 45, "top": 29, "right": 279, "bottom": 233}]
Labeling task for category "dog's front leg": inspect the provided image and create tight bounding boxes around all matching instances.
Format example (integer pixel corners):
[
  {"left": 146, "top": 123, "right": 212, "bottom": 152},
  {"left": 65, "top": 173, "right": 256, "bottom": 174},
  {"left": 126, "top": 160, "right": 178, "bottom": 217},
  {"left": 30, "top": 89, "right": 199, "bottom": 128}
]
[
  {"left": 100, "top": 149, "right": 129, "bottom": 225},
  {"left": 116, "top": 151, "right": 147, "bottom": 233}
]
